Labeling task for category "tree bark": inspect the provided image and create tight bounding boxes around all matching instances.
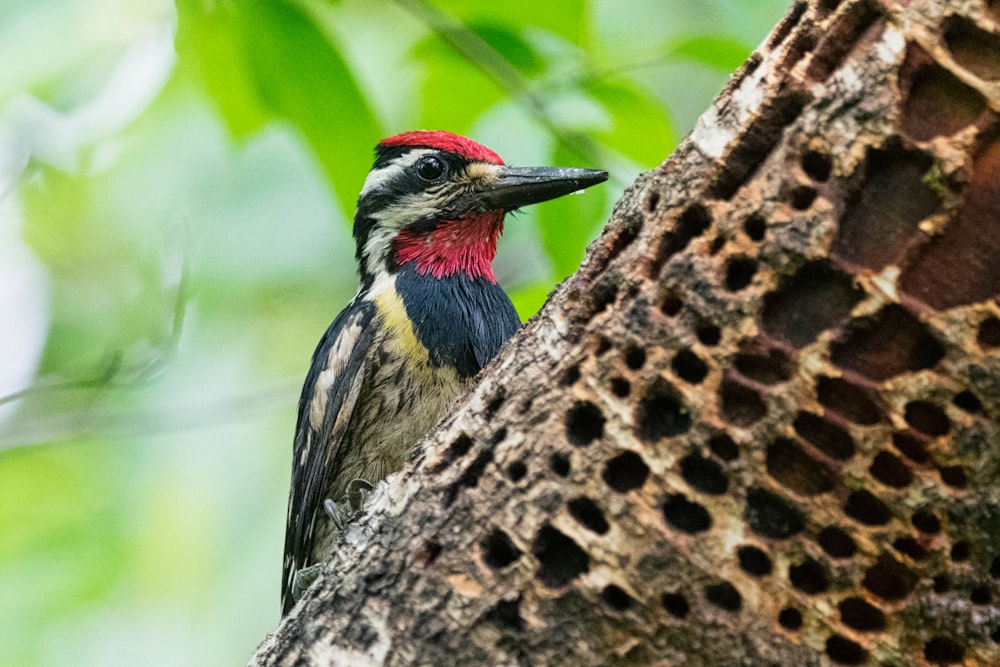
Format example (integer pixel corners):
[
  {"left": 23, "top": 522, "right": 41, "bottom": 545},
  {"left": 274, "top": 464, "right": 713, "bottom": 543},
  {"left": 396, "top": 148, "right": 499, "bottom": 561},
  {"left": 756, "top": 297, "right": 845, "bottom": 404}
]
[{"left": 251, "top": 0, "right": 1000, "bottom": 664}]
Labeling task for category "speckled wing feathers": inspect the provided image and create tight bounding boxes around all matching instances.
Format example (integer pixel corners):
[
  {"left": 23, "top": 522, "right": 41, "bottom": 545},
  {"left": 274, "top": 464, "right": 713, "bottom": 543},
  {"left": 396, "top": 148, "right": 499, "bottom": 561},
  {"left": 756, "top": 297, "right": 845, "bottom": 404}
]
[{"left": 281, "top": 298, "right": 377, "bottom": 614}]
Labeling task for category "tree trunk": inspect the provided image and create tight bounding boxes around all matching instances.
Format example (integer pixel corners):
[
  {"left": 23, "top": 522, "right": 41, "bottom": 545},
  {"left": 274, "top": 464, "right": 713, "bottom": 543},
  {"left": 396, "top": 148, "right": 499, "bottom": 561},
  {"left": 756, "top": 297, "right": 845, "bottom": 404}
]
[{"left": 250, "top": 0, "right": 1000, "bottom": 664}]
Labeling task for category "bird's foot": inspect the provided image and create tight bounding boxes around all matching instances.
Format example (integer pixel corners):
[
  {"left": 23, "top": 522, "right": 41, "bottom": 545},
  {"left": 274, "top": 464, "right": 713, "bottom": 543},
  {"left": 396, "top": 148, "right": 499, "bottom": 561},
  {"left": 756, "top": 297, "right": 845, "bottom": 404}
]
[
  {"left": 346, "top": 478, "right": 375, "bottom": 512},
  {"left": 323, "top": 498, "right": 350, "bottom": 531},
  {"left": 290, "top": 563, "right": 324, "bottom": 604}
]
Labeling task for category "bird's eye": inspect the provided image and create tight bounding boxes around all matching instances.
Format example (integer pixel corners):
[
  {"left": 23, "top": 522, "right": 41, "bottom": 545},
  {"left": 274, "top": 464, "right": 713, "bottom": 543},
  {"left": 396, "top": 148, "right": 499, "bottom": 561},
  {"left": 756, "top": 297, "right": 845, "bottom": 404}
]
[{"left": 416, "top": 156, "right": 445, "bottom": 181}]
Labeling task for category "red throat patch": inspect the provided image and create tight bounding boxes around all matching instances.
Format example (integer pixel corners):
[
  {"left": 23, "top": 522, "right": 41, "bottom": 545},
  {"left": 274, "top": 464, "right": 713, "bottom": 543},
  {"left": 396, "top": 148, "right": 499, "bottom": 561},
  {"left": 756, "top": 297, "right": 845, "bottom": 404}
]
[
  {"left": 378, "top": 131, "right": 504, "bottom": 165},
  {"left": 393, "top": 212, "right": 505, "bottom": 281}
]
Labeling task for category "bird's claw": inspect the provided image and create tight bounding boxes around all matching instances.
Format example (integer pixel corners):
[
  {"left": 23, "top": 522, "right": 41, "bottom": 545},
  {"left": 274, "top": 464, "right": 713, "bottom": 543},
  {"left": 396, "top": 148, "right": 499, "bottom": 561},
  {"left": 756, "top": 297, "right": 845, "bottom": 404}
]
[
  {"left": 323, "top": 498, "right": 350, "bottom": 531},
  {"left": 346, "top": 478, "right": 375, "bottom": 512},
  {"left": 290, "top": 563, "right": 324, "bottom": 604}
]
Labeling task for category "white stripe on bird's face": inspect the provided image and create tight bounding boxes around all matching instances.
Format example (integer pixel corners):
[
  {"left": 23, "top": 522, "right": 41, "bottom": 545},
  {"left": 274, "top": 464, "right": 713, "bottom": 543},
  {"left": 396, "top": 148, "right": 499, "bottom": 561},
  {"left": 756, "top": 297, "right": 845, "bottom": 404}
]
[{"left": 360, "top": 148, "right": 435, "bottom": 196}]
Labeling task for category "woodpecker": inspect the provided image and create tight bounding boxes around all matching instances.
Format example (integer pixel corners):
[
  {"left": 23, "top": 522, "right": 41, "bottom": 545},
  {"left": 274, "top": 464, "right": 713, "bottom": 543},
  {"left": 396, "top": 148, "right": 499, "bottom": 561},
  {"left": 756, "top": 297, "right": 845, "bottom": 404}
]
[{"left": 281, "top": 130, "right": 607, "bottom": 614}]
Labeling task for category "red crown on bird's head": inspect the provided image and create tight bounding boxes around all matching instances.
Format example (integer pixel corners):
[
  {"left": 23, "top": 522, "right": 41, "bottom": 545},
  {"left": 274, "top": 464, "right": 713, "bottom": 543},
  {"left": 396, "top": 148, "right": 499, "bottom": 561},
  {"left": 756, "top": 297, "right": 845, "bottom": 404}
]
[{"left": 378, "top": 130, "right": 504, "bottom": 165}]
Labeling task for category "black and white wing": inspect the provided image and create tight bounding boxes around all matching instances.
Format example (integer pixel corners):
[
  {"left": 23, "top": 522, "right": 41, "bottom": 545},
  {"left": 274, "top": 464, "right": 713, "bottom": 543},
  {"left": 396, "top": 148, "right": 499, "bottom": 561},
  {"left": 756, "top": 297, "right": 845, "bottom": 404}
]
[{"left": 281, "top": 298, "right": 377, "bottom": 614}]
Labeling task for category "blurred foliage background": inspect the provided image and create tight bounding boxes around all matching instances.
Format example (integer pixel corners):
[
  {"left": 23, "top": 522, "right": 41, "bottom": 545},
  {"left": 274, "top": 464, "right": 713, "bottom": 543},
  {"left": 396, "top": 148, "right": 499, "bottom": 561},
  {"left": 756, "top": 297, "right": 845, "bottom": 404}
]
[{"left": 0, "top": 0, "right": 789, "bottom": 664}]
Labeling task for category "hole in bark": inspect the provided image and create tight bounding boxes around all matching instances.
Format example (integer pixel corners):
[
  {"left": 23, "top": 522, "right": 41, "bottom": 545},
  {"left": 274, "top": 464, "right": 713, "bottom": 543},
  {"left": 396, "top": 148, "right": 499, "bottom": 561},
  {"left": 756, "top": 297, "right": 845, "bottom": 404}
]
[
  {"left": 894, "top": 432, "right": 930, "bottom": 463},
  {"left": 830, "top": 305, "right": 944, "bottom": 380},
  {"left": 705, "top": 581, "right": 741, "bottom": 611},
  {"left": 826, "top": 634, "right": 867, "bottom": 665},
  {"left": 720, "top": 378, "right": 767, "bottom": 426},
  {"left": 672, "top": 349, "right": 708, "bottom": 384},
  {"left": 793, "top": 411, "right": 855, "bottom": 459},
  {"left": 725, "top": 257, "right": 758, "bottom": 291},
  {"left": 945, "top": 17, "right": 1000, "bottom": 81},
  {"left": 737, "top": 545, "right": 773, "bottom": 576},
  {"left": 486, "top": 387, "right": 506, "bottom": 417},
  {"left": 902, "top": 61, "right": 985, "bottom": 141},
  {"left": 762, "top": 261, "right": 863, "bottom": 347},
  {"left": 979, "top": 317, "right": 1000, "bottom": 347},
  {"left": 734, "top": 349, "right": 792, "bottom": 384},
  {"left": 549, "top": 452, "right": 570, "bottom": 477},
  {"left": 790, "top": 185, "right": 817, "bottom": 210},
  {"left": 681, "top": 454, "right": 728, "bottom": 495},
  {"left": 417, "top": 540, "right": 442, "bottom": 567},
  {"left": 971, "top": 585, "right": 992, "bottom": 604},
  {"left": 567, "top": 497, "right": 610, "bottom": 535},
  {"left": 603, "top": 451, "right": 650, "bottom": 492},
  {"left": 953, "top": 390, "right": 982, "bottom": 414},
  {"left": 951, "top": 541, "right": 971, "bottom": 562},
  {"left": 802, "top": 150, "right": 832, "bottom": 181},
  {"left": 442, "top": 449, "right": 493, "bottom": 505},
  {"left": 559, "top": 365, "right": 580, "bottom": 386},
  {"left": 912, "top": 510, "right": 941, "bottom": 534},
  {"left": 624, "top": 345, "right": 646, "bottom": 370},
  {"left": 646, "top": 191, "right": 661, "bottom": 213},
  {"left": 924, "top": 637, "right": 964, "bottom": 664},
  {"left": 607, "top": 215, "right": 641, "bottom": 264},
  {"left": 585, "top": 279, "right": 618, "bottom": 320},
  {"left": 610, "top": 376, "right": 630, "bottom": 397},
  {"left": 709, "top": 236, "right": 725, "bottom": 255},
  {"left": 893, "top": 536, "right": 928, "bottom": 560},
  {"left": 594, "top": 335, "right": 612, "bottom": 355},
  {"left": 506, "top": 460, "right": 526, "bottom": 482},
  {"left": 817, "top": 376, "right": 883, "bottom": 425},
  {"left": 532, "top": 525, "right": 589, "bottom": 588},
  {"left": 637, "top": 378, "right": 691, "bottom": 440},
  {"left": 805, "top": 0, "right": 881, "bottom": 82},
  {"left": 863, "top": 557, "right": 918, "bottom": 600},
  {"left": 711, "top": 90, "right": 810, "bottom": 199},
  {"left": 904, "top": 401, "right": 950, "bottom": 436},
  {"left": 602, "top": 584, "right": 634, "bottom": 611},
  {"left": 767, "top": 437, "right": 836, "bottom": 495},
  {"left": 940, "top": 465, "right": 968, "bottom": 489},
  {"left": 818, "top": 526, "right": 857, "bottom": 558},
  {"left": 839, "top": 597, "right": 886, "bottom": 632},
  {"left": 745, "top": 488, "right": 804, "bottom": 539},
  {"left": 870, "top": 451, "right": 913, "bottom": 488},
  {"left": 485, "top": 597, "right": 524, "bottom": 632},
  {"left": 709, "top": 433, "right": 739, "bottom": 461},
  {"left": 483, "top": 529, "right": 521, "bottom": 570},
  {"left": 789, "top": 557, "right": 828, "bottom": 594},
  {"left": 933, "top": 575, "right": 951, "bottom": 593},
  {"left": 992, "top": 556, "right": 1000, "bottom": 579},
  {"left": 660, "top": 292, "right": 683, "bottom": 316},
  {"left": 648, "top": 204, "right": 711, "bottom": 278},
  {"left": 663, "top": 494, "right": 712, "bottom": 534},
  {"left": 447, "top": 433, "right": 473, "bottom": 461},
  {"left": 778, "top": 607, "right": 803, "bottom": 630},
  {"left": 744, "top": 213, "right": 766, "bottom": 241},
  {"left": 900, "top": 136, "right": 1000, "bottom": 309},
  {"left": 845, "top": 489, "right": 891, "bottom": 525},
  {"left": 696, "top": 322, "right": 722, "bottom": 345},
  {"left": 662, "top": 592, "right": 689, "bottom": 618},
  {"left": 768, "top": 1, "right": 806, "bottom": 49},
  {"left": 565, "top": 401, "right": 605, "bottom": 446}
]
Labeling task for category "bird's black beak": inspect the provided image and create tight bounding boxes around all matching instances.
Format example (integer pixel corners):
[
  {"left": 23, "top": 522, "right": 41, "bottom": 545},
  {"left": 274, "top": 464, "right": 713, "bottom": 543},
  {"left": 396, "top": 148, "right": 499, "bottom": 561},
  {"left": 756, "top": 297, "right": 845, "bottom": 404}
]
[{"left": 476, "top": 165, "right": 609, "bottom": 212}]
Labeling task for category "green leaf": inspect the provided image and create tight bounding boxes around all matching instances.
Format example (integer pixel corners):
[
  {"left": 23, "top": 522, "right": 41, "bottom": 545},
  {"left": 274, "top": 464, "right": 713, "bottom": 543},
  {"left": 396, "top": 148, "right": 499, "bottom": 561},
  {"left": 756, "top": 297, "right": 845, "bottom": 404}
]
[
  {"left": 175, "top": 0, "right": 381, "bottom": 214},
  {"left": 667, "top": 34, "right": 753, "bottom": 72},
  {"left": 174, "top": 0, "right": 271, "bottom": 138},
  {"left": 411, "top": 31, "right": 504, "bottom": 133},
  {"left": 426, "top": 0, "right": 585, "bottom": 42},
  {"left": 587, "top": 79, "right": 675, "bottom": 167},
  {"left": 508, "top": 279, "right": 555, "bottom": 321},
  {"left": 470, "top": 23, "right": 544, "bottom": 76},
  {"left": 535, "top": 143, "right": 609, "bottom": 279}
]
